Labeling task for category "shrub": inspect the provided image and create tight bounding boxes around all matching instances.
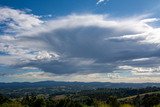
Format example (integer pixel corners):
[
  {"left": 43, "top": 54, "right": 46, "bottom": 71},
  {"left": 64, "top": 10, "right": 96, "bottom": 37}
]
[
  {"left": 120, "top": 104, "right": 134, "bottom": 107},
  {"left": 0, "top": 101, "right": 24, "bottom": 107}
]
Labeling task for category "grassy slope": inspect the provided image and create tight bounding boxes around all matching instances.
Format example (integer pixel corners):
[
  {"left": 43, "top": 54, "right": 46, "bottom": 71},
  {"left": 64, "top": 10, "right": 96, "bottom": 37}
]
[{"left": 118, "top": 91, "right": 160, "bottom": 101}]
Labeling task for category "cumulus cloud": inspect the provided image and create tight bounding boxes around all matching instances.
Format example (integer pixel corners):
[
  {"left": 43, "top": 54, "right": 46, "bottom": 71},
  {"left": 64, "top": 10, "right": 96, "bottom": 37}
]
[
  {"left": 0, "top": 7, "right": 43, "bottom": 34},
  {"left": 1, "top": 7, "right": 160, "bottom": 82}
]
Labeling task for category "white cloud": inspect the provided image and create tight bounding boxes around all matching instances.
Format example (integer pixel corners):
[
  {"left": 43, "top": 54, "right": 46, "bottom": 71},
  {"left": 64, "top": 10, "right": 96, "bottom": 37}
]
[
  {"left": 141, "top": 18, "right": 159, "bottom": 23},
  {"left": 35, "top": 51, "right": 59, "bottom": 60},
  {"left": 106, "top": 18, "right": 160, "bottom": 45},
  {"left": 96, "top": 0, "right": 109, "bottom": 5},
  {"left": 132, "top": 58, "right": 150, "bottom": 62},
  {"left": 0, "top": 7, "right": 43, "bottom": 34},
  {"left": 12, "top": 71, "right": 53, "bottom": 79},
  {"left": 118, "top": 65, "right": 160, "bottom": 76},
  {"left": 0, "top": 7, "right": 59, "bottom": 64},
  {"left": 9, "top": 71, "right": 160, "bottom": 83},
  {"left": 20, "top": 14, "right": 152, "bottom": 37}
]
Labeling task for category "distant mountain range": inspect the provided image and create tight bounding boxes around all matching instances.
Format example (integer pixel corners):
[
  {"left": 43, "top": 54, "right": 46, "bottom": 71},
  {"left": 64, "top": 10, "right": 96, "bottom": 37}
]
[{"left": 0, "top": 81, "right": 160, "bottom": 89}]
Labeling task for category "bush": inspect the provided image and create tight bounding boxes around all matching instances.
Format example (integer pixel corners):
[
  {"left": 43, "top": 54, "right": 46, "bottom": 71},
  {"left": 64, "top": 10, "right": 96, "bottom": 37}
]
[
  {"left": 0, "top": 101, "right": 24, "bottom": 107},
  {"left": 94, "top": 101, "right": 111, "bottom": 107},
  {"left": 154, "top": 104, "right": 160, "bottom": 107},
  {"left": 119, "top": 104, "right": 134, "bottom": 107}
]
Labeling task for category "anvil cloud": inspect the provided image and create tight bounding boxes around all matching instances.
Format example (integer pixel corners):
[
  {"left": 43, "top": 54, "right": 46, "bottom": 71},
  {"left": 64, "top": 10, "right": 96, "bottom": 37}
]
[{"left": 1, "top": 7, "right": 160, "bottom": 82}]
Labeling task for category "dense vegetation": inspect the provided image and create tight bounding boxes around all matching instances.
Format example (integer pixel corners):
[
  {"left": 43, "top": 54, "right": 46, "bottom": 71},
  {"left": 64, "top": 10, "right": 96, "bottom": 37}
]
[{"left": 0, "top": 87, "right": 160, "bottom": 107}]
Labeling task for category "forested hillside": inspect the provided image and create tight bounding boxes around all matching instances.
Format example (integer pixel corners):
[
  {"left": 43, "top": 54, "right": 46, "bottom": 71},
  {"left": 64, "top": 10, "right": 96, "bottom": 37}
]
[{"left": 1, "top": 86, "right": 160, "bottom": 107}]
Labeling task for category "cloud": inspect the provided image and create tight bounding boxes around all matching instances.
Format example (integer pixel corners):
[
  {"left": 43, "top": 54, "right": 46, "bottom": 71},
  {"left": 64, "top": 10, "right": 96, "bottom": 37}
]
[
  {"left": 11, "top": 71, "right": 54, "bottom": 80},
  {"left": 1, "top": 7, "right": 160, "bottom": 82},
  {"left": 118, "top": 65, "right": 160, "bottom": 77},
  {"left": 9, "top": 71, "right": 160, "bottom": 83},
  {"left": 0, "top": 7, "right": 43, "bottom": 34},
  {"left": 96, "top": 0, "right": 109, "bottom": 5}
]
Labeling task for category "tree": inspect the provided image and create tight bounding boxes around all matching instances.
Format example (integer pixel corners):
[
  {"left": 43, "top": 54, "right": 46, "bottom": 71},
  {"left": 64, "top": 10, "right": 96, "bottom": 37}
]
[{"left": 0, "top": 94, "right": 9, "bottom": 104}]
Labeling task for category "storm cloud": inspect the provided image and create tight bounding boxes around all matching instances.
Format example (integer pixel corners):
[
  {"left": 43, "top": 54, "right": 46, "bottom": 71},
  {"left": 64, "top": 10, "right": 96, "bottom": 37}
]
[{"left": 1, "top": 7, "right": 160, "bottom": 77}]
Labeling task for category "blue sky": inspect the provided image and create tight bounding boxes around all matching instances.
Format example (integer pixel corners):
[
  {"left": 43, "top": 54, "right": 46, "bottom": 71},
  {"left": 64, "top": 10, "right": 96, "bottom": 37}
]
[
  {"left": 1, "top": 0, "right": 160, "bottom": 83},
  {"left": 1, "top": 0, "right": 159, "bottom": 17}
]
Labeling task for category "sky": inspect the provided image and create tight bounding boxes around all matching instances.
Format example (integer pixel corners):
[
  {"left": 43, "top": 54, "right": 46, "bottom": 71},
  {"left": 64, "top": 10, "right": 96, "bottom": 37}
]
[{"left": 1, "top": 0, "right": 160, "bottom": 83}]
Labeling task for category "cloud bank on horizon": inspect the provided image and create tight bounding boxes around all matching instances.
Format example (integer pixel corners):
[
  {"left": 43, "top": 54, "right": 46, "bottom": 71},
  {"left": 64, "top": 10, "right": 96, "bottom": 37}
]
[{"left": 1, "top": 0, "right": 160, "bottom": 82}]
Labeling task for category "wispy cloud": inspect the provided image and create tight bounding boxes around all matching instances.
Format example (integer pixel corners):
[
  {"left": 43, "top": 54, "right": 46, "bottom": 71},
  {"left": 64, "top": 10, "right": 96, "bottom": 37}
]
[{"left": 96, "top": 0, "right": 109, "bottom": 5}]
